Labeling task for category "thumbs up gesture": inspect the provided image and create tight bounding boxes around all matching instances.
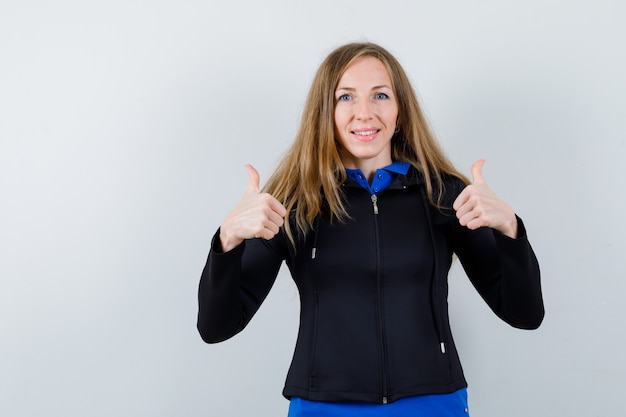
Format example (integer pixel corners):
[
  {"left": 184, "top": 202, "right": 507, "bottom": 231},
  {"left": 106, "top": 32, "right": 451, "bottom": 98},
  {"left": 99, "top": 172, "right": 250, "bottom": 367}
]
[
  {"left": 219, "top": 164, "right": 287, "bottom": 252},
  {"left": 452, "top": 160, "right": 518, "bottom": 239}
]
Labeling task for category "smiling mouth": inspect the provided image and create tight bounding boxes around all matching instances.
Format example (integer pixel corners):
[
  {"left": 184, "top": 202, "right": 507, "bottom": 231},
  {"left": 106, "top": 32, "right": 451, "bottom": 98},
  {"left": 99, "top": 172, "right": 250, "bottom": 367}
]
[{"left": 352, "top": 129, "right": 380, "bottom": 136}]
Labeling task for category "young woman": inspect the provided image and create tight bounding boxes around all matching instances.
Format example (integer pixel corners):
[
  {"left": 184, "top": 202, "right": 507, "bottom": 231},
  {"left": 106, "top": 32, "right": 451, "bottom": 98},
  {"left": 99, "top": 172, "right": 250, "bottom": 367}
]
[{"left": 197, "top": 42, "right": 544, "bottom": 417}]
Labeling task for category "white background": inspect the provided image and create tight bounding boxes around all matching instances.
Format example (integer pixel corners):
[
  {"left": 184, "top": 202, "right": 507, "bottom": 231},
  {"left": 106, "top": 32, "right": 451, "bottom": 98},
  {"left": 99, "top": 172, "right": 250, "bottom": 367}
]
[{"left": 1, "top": 1, "right": 625, "bottom": 416}]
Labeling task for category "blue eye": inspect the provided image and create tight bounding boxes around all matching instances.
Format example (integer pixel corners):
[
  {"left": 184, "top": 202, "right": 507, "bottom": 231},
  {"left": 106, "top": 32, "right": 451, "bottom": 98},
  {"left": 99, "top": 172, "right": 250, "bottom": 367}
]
[
  {"left": 337, "top": 94, "right": 352, "bottom": 102},
  {"left": 375, "top": 93, "right": 389, "bottom": 100}
]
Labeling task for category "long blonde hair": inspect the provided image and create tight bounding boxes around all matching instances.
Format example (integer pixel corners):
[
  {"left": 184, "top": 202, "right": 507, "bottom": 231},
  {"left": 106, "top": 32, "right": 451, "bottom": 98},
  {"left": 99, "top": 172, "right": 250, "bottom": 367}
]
[{"left": 263, "top": 42, "right": 469, "bottom": 245}]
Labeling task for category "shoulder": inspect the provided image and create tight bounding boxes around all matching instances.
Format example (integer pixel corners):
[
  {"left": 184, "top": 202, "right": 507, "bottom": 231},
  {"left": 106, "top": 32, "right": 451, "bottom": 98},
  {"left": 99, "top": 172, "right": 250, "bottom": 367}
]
[
  {"left": 439, "top": 173, "right": 466, "bottom": 203},
  {"left": 404, "top": 165, "right": 466, "bottom": 207}
]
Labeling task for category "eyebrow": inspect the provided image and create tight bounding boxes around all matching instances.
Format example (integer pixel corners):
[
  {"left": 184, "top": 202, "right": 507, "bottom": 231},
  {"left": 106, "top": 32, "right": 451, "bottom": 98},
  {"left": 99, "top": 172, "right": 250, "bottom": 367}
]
[{"left": 335, "top": 85, "right": 393, "bottom": 92}]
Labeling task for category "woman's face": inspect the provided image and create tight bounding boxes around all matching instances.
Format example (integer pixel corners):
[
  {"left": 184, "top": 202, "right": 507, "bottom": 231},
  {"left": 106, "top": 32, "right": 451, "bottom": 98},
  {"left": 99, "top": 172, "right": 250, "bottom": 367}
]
[{"left": 334, "top": 56, "right": 398, "bottom": 174}]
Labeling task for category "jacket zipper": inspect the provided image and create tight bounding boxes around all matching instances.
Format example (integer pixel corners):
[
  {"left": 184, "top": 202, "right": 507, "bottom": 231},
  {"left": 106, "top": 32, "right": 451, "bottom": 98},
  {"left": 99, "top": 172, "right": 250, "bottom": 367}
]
[
  {"left": 371, "top": 193, "right": 388, "bottom": 404},
  {"left": 371, "top": 194, "right": 379, "bottom": 215}
]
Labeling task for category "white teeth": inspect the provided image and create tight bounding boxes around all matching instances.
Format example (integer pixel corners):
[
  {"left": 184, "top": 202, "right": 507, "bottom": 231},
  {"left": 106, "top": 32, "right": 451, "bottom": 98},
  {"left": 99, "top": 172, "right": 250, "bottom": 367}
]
[{"left": 353, "top": 129, "right": 378, "bottom": 136}]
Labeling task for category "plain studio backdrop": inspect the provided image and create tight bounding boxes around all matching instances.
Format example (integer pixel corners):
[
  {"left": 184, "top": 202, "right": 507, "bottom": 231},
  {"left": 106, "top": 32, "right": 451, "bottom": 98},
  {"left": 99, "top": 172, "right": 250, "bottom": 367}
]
[{"left": 1, "top": 1, "right": 624, "bottom": 416}]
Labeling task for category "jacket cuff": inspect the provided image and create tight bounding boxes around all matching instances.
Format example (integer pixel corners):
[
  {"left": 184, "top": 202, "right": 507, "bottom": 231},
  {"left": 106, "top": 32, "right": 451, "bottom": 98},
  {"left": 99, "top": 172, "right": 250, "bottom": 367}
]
[
  {"left": 210, "top": 227, "right": 246, "bottom": 254},
  {"left": 492, "top": 215, "right": 528, "bottom": 241}
]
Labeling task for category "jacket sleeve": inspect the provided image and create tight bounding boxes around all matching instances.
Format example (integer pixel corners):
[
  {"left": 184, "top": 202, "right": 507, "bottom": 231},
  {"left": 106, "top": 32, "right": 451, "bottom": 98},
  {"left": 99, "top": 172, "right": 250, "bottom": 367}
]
[
  {"left": 196, "top": 229, "right": 286, "bottom": 343},
  {"left": 452, "top": 216, "right": 545, "bottom": 329}
]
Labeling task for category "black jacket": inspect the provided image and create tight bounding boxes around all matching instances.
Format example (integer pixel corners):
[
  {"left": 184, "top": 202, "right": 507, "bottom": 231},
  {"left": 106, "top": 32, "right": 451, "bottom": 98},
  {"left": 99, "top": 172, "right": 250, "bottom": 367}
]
[{"left": 197, "top": 167, "right": 544, "bottom": 404}]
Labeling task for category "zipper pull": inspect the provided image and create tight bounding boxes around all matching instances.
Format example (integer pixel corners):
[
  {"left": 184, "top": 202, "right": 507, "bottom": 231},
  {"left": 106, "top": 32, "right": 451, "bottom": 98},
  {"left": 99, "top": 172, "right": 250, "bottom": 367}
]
[{"left": 371, "top": 194, "right": 379, "bottom": 215}]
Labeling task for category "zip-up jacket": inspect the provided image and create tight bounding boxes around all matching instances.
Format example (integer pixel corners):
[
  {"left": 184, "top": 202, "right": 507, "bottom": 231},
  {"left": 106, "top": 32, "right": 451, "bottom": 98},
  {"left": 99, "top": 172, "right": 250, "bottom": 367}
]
[{"left": 197, "top": 167, "right": 544, "bottom": 404}]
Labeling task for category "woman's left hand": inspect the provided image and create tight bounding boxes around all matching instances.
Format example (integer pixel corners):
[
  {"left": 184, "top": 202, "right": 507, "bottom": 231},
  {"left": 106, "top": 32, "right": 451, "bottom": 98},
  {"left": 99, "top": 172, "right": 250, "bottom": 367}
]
[{"left": 453, "top": 159, "right": 518, "bottom": 239}]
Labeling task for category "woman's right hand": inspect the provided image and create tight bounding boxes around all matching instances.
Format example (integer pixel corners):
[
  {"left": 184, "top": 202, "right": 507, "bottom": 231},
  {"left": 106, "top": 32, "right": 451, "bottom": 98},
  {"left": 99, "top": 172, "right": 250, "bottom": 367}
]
[{"left": 218, "top": 164, "right": 287, "bottom": 252}]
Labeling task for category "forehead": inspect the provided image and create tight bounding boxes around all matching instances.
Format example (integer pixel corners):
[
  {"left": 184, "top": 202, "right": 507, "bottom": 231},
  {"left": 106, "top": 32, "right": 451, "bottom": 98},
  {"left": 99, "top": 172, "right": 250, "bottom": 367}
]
[{"left": 336, "top": 56, "right": 392, "bottom": 88}]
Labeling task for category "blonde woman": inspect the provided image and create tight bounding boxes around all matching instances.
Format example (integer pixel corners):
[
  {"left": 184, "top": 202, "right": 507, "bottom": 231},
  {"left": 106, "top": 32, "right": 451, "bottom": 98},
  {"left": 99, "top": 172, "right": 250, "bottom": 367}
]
[{"left": 197, "top": 42, "right": 544, "bottom": 417}]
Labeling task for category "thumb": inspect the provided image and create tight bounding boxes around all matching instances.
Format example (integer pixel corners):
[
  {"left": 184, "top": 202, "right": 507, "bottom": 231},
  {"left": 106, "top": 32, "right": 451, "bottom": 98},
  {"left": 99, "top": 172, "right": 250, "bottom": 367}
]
[
  {"left": 244, "top": 164, "right": 261, "bottom": 194},
  {"left": 471, "top": 159, "right": 486, "bottom": 185}
]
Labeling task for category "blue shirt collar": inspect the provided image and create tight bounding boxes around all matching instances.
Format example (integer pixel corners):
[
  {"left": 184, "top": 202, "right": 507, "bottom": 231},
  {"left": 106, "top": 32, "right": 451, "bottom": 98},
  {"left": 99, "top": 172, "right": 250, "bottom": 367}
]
[
  {"left": 381, "top": 160, "right": 410, "bottom": 175},
  {"left": 345, "top": 161, "right": 411, "bottom": 195}
]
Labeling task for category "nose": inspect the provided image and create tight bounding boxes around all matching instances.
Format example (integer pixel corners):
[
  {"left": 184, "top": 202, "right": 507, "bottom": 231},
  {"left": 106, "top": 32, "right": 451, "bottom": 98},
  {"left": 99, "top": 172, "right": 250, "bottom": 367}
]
[{"left": 355, "top": 98, "right": 374, "bottom": 120}]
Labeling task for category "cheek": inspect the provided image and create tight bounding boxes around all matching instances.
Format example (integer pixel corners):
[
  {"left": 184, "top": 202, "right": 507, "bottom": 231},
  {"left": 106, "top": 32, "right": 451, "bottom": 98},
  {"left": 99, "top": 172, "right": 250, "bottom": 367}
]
[
  {"left": 386, "top": 110, "right": 399, "bottom": 127},
  {"left": 334, "top": 117, "right": 353, "bottom": 142},
  {"left": 334, "top": 108, "right": 347, "bottom": 128},
  {"left": 387, "top": 103, "right": 399, "bottom": 119}
]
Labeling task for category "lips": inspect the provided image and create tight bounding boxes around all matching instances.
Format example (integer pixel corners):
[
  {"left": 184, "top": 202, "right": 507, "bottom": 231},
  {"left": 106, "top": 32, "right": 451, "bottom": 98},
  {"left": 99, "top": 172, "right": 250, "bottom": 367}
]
[
  {"left": 351, "top": 128, "right": 381, "bottom": 140},
  {"left": 352, "top": 129, "right": 380, "bottom": 136}
]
